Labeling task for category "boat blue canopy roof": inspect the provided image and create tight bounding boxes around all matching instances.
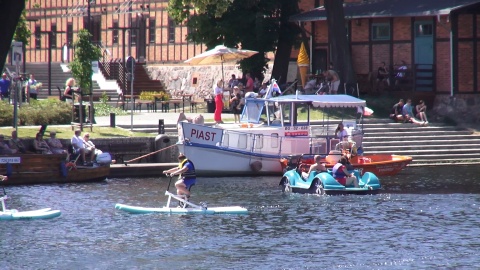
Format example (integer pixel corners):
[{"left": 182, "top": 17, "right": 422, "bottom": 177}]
[{"left": 265, "top": 94, "right": 366, "bottom": 108}]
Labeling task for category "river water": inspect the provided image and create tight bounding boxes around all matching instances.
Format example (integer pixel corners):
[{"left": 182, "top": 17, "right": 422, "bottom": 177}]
[{"left": 1, "top": 165, "right": 479, "bottom": 269}]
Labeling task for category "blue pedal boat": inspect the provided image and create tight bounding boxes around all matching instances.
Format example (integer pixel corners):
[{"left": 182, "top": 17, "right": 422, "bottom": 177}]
[{"left": 279, "top": 155, "right": 381, "bottom": 195}]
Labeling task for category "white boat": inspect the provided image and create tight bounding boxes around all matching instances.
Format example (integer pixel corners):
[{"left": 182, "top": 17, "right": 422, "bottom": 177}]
[
  {"left": 177, "top": 84, "right": 372, "bottom": 176},
  {"left": 0, "top": 195, "right": 61, "bottom": 220},
  {"left": 115, "top": 191, "right": 248, "bottom": 215}
]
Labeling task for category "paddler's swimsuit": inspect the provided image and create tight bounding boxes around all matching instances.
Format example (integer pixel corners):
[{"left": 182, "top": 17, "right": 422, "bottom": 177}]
[
  {"left": 179, "top": 159, "right": 196, "bottom": 190},
  {"left": 332, "top": 163, "right": 348, "bottom": 186}
]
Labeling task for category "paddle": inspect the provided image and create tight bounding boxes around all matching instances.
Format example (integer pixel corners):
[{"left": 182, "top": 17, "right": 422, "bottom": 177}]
[
  {"left": 166, "top": 175, "right": 173, "bottom": 191},
  {"left": 123, "top": 144, "right": 176, "bottom": 166},
  {"left": 1, "top": 175, "right": 6, "bottom": 197}
]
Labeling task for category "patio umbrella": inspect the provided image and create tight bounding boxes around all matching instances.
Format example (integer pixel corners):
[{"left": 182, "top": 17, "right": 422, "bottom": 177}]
[{"left": 185, "top": 45, "right": 259, "bottom": 85}]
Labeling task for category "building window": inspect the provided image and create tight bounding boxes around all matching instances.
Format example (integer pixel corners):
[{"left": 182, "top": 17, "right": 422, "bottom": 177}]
[
  {"left": 168, "top": 17, "right": 175, "bottom": 43},
  {"left": 67, "top": 23, "right": 73, "bottom": 46},
  {"left": 112, "top": 21, "right": 119, "bottom": 44},
  {"left": 51, "top": 23, "right": 57, "bottom": 48},
  {"left": 371, "top": 23, "right": 390, "bottom": 40},
  {"left": 415, "top": 23, "right": 433, "bottom": 37},
  {"left": 130, "top": 18, "right": 137, "bottom": 46},
  {"left": 149, "top": 18, "right": 155, "bottom": 43},
  {"left": 35, "top": 25, "right": 41, "bottom": 49}
]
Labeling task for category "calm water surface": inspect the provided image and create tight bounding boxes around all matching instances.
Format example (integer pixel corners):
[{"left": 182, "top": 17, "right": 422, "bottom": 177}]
[{"left": 1, "top": 165, "right": 480, "bottom": 269}]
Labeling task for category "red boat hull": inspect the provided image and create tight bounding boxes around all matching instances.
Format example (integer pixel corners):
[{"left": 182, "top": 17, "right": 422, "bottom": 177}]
[{"left": 325, "top": 154, "right": 412, "bottom": 176}]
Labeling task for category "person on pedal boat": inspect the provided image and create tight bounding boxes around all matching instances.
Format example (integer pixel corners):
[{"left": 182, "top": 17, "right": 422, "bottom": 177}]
[
  {"left": 163, "top": 154, "right": 196, "bottom": 199},
  {"left": 301, "top": 155, "right": 328, "bottom": 179},
  {"left": 332, "top": 156, "right": 359, "bottom": 187}
]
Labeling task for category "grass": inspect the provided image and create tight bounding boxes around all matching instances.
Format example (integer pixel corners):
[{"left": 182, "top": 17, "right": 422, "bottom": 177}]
[{"left": 0, "top": 126, "right": 155, "bottom": 139}]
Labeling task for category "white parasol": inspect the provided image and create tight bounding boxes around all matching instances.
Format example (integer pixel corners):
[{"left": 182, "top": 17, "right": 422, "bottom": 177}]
[{"left": 185, "top": 45, "right": 259, "bottom": 85}]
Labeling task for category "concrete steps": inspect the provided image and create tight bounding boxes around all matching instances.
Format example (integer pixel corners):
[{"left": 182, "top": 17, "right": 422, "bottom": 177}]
[{"left": 120, "top": 117, "right": 480, "bottom": 165}]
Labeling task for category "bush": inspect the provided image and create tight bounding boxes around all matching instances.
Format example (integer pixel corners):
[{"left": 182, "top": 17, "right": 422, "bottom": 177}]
[
  {"left": 0, "top": 99, "right": 72, "bottom": 126},
  {"left": 93, "top": 92, "right": 128, "bottom": 116}
]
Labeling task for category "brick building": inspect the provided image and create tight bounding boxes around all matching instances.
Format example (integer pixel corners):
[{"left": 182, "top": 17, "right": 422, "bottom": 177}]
[
  {"left": 292, "top": 0, "right": 480, "bottom": 94},
  {"left": 25, "top": 0, "right": 204, "bottom": 65},
  {"left": 291, "top": 0, "right": 480, "bottom": 123}
]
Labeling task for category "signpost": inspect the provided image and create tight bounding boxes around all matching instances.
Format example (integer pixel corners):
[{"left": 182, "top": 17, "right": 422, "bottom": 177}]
[{"left": 126, "top": 56, "right": 135, "bottom": 131}]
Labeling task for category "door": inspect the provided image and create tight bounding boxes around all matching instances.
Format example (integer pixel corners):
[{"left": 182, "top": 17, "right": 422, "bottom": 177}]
[
  {"left": 414, "top": 21, "right": 434, "bottom": 91},
  {"left": 312, "top": 49, "right": 327, "bottom": 74}
]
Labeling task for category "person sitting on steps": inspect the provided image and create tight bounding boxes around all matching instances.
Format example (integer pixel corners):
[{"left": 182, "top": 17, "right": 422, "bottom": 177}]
[{"left": 163, "top": 154, "right": 197, "bottom": 205}]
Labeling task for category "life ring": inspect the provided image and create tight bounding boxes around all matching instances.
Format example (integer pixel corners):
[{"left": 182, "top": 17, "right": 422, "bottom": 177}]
[{"left": 250, "top": 161, "right": 262, "bottom": 172}]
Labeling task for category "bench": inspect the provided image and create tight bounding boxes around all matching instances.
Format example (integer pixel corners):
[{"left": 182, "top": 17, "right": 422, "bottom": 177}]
[
  {"left": 106, "top": 142, "right": 150, "bottom": 163},
  {"left": 135, "top": 100, "right": 154, "bottom": 112}
]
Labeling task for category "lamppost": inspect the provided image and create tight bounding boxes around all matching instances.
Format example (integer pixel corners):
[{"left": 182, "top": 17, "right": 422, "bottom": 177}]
[{"left": 108, "top": 26, "right": 139, "bottom": 97}]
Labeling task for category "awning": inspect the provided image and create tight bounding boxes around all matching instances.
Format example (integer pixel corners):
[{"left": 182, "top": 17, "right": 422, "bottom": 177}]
[
  {"left": 290, "top": 0, "right": 480, "bottom": 22},
  {"left": 266, "top": 94, "right": 366, "bottom": 108}
]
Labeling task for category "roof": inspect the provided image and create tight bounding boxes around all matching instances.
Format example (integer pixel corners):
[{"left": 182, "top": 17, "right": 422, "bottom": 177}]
[
  {"left": 265, "top": 94, "right": 366, "bottom": 108},
  {"left": 290, "top": 0, "right": 480, "bottom": 22}
]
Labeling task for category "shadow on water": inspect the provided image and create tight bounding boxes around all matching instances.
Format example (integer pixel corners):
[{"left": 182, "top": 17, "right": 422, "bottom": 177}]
[{"left": 380, "top": 165, "right": 480, "bottom": 194}]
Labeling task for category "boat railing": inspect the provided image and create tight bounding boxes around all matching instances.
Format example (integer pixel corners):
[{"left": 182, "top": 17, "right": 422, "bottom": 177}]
[{"left": 220, "top": 128, "right": 338, "bottom": 157}]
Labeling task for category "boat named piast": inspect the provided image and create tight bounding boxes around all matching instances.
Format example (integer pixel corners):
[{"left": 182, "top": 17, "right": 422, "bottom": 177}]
[
  {"left": 0, "top": 154, "right": 110, "bottom": 185},
  {"left": 177, "top": 82, "right": 412, "bottom": 177}
]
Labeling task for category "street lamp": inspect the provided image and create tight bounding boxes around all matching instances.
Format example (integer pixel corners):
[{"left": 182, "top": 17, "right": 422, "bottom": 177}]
[{"left": 108, "top": 26, "right": 139, "bottom": 94}]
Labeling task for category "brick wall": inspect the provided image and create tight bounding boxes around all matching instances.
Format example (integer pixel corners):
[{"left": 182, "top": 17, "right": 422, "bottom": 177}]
[{"left": 435, "top": 42, "right": 451, "bottom": 93}]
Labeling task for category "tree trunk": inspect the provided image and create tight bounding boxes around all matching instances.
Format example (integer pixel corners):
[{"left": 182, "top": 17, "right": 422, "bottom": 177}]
[
  {"left": 324, "top": 0, "right": 357, "bottom": 95},
  {"left": 0, "top": 1, "right": 24, "bottom": 72},
  {"left": 271, "top": 1, "right": 300, "bottom": 86}
]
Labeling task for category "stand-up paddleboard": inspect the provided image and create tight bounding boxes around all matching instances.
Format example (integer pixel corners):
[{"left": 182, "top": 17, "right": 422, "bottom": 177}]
[
  {"left": 115, "top": 191, "right": 248, "bottom": 215},
  {"left": 0, "top": 196, "right": 61, "bottom": 220}
]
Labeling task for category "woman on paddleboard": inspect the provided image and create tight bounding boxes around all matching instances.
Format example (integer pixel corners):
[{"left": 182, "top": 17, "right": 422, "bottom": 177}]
[{"left": 163, "top": 154, "right": 196, "bottom": 200}]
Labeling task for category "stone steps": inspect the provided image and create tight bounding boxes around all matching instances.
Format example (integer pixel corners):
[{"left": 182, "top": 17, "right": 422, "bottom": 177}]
[{"left": 121, "top": 118, "right": 480, "bottom": 165}]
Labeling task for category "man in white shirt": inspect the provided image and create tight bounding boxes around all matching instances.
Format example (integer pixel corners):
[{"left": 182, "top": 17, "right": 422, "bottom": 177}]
[{"left": 71, "top": 129, "right": 93, "bottom": 164}]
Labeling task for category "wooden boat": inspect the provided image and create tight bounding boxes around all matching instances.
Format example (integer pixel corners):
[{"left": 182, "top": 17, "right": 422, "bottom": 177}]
[
  {"left": 178, "top": 81, "right": 412, "bottom": 177},
  {"left": 0, "top": 154, "right": 110, "bottom": 185},
  {"left": 115, "top": 191, "right": 248, "bottom": 215}
]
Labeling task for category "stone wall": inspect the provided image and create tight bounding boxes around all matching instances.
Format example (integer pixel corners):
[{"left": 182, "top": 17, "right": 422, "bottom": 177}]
[
  {"left": 51, "top": 136, "right": 180, "bottom": 163},
  {"left": 431, "top": 94, "right": 480, "bottom": 125},
  {"left": 145, "top": 63, "right": 273, "bottom": 99}
]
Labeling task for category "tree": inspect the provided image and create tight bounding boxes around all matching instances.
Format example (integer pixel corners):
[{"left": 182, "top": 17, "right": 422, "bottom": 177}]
[
  {"left": 69, "top": 29, "right": 101, "bottom": 129},
  {"left": 167, "top": 0, "right": 300, "bottom": 83},
  {"left": 324, "top": 0, "right": 356, "bottom": 94},
  {"left": 13, "top": 0, "right": 31, "bottom": 46},
  {"left": 69, "top": 30, "right": 101, "bottom": 95}
]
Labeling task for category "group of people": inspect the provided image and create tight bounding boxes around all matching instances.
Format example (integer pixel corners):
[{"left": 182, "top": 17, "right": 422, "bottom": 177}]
[
  {"left": 214, "top": 73, "right": 280, "bottom": 124},
  {"left": 0, "top": 73, "right": 41, "bottom": 102},
  {"left": 304, "top": 63, "right": 341, "bottom": 95},
  {"left": 71, "top": 129, "right": 102, "bottom": 165},
  {"left": 390, "top": 98, "right": 428, "bottom": 126},
  {"left": 0, "top": 130, "right": 63, "bottom": 155},
  {"left": 300, "top": 154, "right": 359, "bottom": 188},
  {"left": 0, "top": 129, "right": 102, "bottom": 165},
  {"left": 375, "top": 61, "right": 409, "bottom": 93}
]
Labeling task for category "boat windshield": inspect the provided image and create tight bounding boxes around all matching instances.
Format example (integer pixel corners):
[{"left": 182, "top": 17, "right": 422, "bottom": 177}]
[{"left": 240, "top": 98, "right": 266, "bottom": 124}]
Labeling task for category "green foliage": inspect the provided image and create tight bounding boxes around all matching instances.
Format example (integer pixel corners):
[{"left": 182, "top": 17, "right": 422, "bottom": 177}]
[
  {"left": 167, "top": 0, "right": 299, "bottom": 79},
  {"left": 93, "top": 92, "right": 128, "bottom": 116},
  {"left": 139, "top": 91, "right": 168, "bottom": 101},
  {"left": 13, "top": 0, "right": 31, "bottom": 46},
  {"left": 167, "top": 0, "right": 232, "bottom": 21},
  {"left": 69, "top": 30, "right": 102, "bottom": 96},
  {"left": 0, "top": 99, "right": 71, "bottom": 126}
]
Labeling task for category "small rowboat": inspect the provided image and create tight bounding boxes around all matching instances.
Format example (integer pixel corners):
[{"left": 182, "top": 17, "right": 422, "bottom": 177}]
[
  {"left": 115, "top": 191, "right": 248, "bottom": 215},
  {"left": 0, "top": 196, "right": 61, "bottom": 220}
]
